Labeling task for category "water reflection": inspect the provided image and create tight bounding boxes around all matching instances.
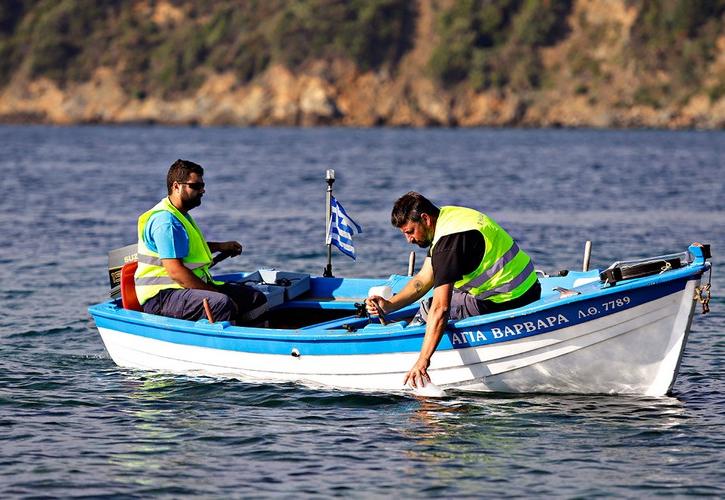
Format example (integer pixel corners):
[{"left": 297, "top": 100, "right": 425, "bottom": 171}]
[
  {"left": 404, "top": 394, "right": 688, "bottom": 458},
  {"left": 398, "top": 392, "right": 689, "bottom": 487},
  {"left": 106, "top": 374, "right": 214, "bottom": 490}
]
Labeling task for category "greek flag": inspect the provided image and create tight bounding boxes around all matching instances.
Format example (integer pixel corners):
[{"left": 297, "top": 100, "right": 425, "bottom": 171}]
[{"left": 327, "top": 195, "right": 363, "bottom": 260}]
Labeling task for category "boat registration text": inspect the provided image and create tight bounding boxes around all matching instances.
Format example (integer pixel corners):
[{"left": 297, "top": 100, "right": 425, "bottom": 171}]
[{"left": 451, "top": 295, "right": 633, "bottom": 346}]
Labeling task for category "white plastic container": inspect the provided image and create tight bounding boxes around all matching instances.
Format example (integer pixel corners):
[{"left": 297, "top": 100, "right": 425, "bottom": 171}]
[
  {"left": 368, "top": 285, "right": 393, "bottom": 300},
  {"left": 411, "top": 381, "right": 446, "bottom": 398}
]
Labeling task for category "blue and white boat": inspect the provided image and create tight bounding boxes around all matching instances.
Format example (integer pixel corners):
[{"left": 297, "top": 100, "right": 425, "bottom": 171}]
[{"left": 88, "top": 244, "right": 712, "bottom": 396}]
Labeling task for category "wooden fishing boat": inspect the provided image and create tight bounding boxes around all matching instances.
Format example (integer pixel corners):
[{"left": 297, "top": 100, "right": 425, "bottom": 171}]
[{"left": 88, "top": 244, "right": 712, "bottom": 396}]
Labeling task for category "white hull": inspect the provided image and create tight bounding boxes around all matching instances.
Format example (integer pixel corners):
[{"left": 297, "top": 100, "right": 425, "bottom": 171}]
[{"left": 97, "top": 279, "right": 699, "bottom": 396}]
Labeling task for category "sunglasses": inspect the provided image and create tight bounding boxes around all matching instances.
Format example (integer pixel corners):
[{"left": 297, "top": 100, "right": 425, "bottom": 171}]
[{"left": 178, "top": 182, "right": 205, "bottom": 190}]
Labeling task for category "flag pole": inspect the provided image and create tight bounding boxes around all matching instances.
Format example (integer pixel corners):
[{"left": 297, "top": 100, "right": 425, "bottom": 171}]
[{"left": 323, "top": 169, "right": 335, "bottom": 277}]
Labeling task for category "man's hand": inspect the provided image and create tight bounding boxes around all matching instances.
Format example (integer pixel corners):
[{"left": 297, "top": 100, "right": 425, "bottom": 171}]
[
  {"left": 365, "top": 296, "right": 390, "bottom": 317},
  {"left": 403, "top": 357, "right": 431, "bottom": 388},
  {"left": 210, "top": 241, "right": 243, "bottom": 256}
]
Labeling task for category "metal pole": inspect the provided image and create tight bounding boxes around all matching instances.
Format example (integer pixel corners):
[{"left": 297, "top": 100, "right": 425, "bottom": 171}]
[
  {"left": 407, "top": 250, "right": 416, "bottom": 276},
  {"left": 323, "top": 169, "right": 335, "bottom": 277},
  {"left": 583, "top": 240, "right": 592, "bottom": 272}
]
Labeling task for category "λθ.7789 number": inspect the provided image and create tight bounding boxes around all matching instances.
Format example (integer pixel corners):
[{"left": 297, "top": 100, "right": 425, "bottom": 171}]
[{"left": 578, "top": 296, "right": 631, "bottom": 318}]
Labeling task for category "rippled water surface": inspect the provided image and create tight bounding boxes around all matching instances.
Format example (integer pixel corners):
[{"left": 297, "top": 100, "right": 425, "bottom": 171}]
[{"left": 1, "top": 126, "right": 723, "bottom": 497}]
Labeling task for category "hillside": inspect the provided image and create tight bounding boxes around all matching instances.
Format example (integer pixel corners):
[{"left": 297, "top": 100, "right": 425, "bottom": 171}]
[{"left": 0, "top": 0, "right": 724, "bottom": 127}]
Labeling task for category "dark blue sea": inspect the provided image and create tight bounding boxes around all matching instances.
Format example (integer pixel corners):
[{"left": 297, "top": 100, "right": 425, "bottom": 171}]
[{"left": 1, "top": 126, "right": 723, "bottom": 498}]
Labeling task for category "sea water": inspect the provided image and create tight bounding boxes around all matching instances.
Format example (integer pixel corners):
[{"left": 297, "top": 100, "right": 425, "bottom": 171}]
[{"left": 1, "top": 126, "right": 723, "bottom": 497}]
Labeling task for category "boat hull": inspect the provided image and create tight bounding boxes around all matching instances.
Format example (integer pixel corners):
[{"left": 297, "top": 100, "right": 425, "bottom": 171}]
[{"left": 92, "top": 273, "right": 702, "bottom": 396}]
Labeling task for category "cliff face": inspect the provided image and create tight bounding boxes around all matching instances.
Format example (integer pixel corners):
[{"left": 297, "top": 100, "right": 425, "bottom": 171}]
[{"left": 1, "top": 0, "right": 723, "bottom": 128}]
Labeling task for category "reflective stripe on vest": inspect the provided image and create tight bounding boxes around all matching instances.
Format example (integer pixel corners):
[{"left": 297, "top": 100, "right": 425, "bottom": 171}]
[
  {"left": 134, "top": 197, "right": 215, "bottom": 305},
  {"left": 458, "top": 242, "right": 522, "bottom": 292},
  {"left": 431, "top": 206, "right": 537, "bottom": 303},
  {"left": 135, "top": 276, "right": 177, "bottom": 286},
  {"left": 137, "top": 253, "right": 209, "bottom": 270},
  {"left": 472, "top": 261, "right": 536, "bottom": 300}
]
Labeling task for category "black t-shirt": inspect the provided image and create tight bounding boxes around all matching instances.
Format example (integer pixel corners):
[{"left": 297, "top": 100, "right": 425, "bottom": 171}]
[{"left": 428, "top": 230, "right": 486, "bottom": 287}]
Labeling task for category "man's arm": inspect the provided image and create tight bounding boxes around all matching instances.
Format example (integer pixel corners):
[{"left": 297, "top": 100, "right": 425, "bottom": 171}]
[
  {"left": 162, "top": 258, "right": 218, "bottom": 291},
  {"left": 365, "top": 257, "right": 434, "bottom": 315},
  {"left": 403, "top": 283, "right": 453, "bottom": 388}
]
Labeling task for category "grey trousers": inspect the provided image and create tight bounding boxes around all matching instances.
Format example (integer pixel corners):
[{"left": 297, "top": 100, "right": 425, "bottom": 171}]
[
  {"left": 414, "top": 282, "right": 542, "bottom": 323},
  {"left": 142, "top": 282, "right": 268, "bottom": 323},
  {"left": 414, "top": 288, "right": 483, "bottom": 323}
]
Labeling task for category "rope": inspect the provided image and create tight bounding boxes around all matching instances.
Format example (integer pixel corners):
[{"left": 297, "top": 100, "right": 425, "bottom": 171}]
[{"left": 694, "top": 266, "right": 712, "bottom": 314}]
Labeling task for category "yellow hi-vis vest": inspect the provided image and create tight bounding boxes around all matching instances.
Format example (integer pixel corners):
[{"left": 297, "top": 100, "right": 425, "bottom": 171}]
[
  {"left": 134, "top": 197, "right": 217, "bottom": 305},
  {"left": 431, "top": 206, "right": 537, "bottom": 303}
]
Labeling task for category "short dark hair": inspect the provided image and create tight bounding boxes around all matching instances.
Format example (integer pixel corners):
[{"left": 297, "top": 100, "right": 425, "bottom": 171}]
[
  {"left": 391, "top": 192, "right": 440, "bottom": 227},
  {"left": 167, "top": 159, "right": 204, "bottom": 194}
]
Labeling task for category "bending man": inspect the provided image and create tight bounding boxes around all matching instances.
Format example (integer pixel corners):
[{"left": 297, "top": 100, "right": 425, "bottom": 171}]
[
  {"left": 135, "top": 159, "right": 267, "bottom": 323},
  {"left": 366, "top": 192, "right": 541, "bottom": 388}
]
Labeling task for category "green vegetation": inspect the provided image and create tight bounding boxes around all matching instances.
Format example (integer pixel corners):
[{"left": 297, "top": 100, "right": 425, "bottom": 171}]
[
  {"left": 271, "top": 0, "right": 415, "bottom": 71},
  {"left": 428, "top": 0, "right": 573, "bottom": 90},
  {"left": 0, "top": 0, "right": 415, "bottom": 97},
  {"left": 630, "top": 0, "right": 725, "bottom": 106}
]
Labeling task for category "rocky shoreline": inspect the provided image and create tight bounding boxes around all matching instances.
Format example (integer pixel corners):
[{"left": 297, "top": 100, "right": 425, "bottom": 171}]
[{"left": 2, "top": 63, "right": 723, "bottom": 129}]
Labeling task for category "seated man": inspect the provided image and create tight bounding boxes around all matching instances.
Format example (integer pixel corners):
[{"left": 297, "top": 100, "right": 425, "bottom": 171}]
[
  {"left": 134, "top": 159, "right": 267, "bottom": 323},
  {"left": 366, "top": 192, "right": 541, "bottom": 387}
]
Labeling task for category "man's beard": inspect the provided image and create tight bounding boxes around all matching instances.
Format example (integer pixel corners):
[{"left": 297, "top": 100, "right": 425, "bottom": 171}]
[{"left": 182, "top": 195, "right": 202, "bottom": 210}]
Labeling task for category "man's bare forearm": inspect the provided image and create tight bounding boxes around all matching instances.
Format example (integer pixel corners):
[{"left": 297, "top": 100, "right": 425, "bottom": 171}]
[
  {"left": 171, "top": 268, "right": 216, "bottom": 291},
  {"left": 417, "top": 301, "right": 449, "bottom": 362},
  {"left": 386, "top": 258, "right": 434, "bottom": 311},
  {"left": 162, "top": 259, "right": 217, "bottom": 291},
  {"left": 391, "top": 277, "right": 430, "bottom": 307},
  {"left": 402, "top": 284, "right": 452, "bottom": 387}
]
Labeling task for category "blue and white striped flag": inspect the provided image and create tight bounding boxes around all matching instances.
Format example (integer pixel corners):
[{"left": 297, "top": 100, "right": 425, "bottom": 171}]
[{"left": 327, "top": 195, "right": 363, "bottom": 260}]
